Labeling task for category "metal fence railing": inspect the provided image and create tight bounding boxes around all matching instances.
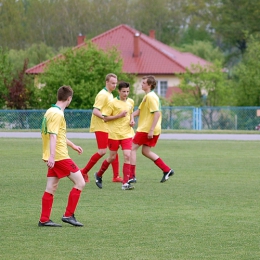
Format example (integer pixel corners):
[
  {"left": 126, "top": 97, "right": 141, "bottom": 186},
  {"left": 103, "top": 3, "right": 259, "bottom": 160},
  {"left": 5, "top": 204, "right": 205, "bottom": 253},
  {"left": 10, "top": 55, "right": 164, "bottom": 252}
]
[{"left": 1, "top": 107, "right": 260, "bottom": 131}]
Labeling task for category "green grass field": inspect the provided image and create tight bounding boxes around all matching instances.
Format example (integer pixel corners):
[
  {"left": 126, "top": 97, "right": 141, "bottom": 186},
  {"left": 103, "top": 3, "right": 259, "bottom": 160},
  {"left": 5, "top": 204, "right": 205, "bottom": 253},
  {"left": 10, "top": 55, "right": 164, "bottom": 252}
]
[{"left": 0, "top": 138, "right": 259, "bottom": 260}]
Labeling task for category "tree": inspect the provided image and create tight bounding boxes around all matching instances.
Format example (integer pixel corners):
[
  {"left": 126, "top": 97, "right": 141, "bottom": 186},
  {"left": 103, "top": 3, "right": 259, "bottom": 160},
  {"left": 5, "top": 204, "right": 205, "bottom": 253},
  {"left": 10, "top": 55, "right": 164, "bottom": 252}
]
[
  {"left": 212, "top": 0, "right": 260, "bottom": 53},
  {"left": 233, "top": 34, "right": 260, "bottom": 106},
  {"left": 173, "top": 62, "right": 235, "bottom": 107},
  {"left": 0, "top": 47, "right": 13, "bottom": 108},
  {"left": 0, "top": 0, "right": 28, "bottom": 49},
  {"left": 8, "top": 42, "right": 57, "bottom": 73},
  {"left": 178, "top": 40, "right": 225, "bottom": 64},
  {"left": 3, "top": 59, "right": 30, "bottom": 109},
  {"left": 38, "top": 41, "right": 135, "bottom": 109}
]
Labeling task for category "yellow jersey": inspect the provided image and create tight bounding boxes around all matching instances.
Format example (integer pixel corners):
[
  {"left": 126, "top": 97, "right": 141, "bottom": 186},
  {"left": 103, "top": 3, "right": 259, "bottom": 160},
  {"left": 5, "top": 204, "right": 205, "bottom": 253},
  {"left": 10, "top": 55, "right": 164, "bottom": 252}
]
[
  {"left": 90, "top": 88, "right": 113, "bottom": 133},
  {"left": 137, "top": 91, "right": 162, "bottom": 135},
  {"left": 103, "top": 97, "right": 135, "bottom": 140},
  {"left": 41, "top": 105, "right": 70, "bottom": 161}
]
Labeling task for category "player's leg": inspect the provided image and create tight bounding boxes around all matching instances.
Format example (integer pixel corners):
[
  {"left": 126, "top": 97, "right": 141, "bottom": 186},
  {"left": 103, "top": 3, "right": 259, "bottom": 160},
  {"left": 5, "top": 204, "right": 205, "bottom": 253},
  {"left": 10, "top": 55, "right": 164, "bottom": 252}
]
[
  {"left": 95, "top": 139, "right": 119, "bottom": 189},
  {"left": 128, "top": 142, "right": 140, "bottom": 184},
  {"left": 39, "top": 176, "right": 61, "bottom": 227},
  {"left": 142, "top": 143, "right": 174, "bottom": 183},
  {"left": 120, "top": 138, "right": 134, "bottom": 189},
  {"left": 111, "top": 153, "right": 123, "bottom": 182},
  {"left": 81, "top": 131, "right": 108, "bottom": 182},
  {"left": 62, "top": 168, "right": 85, "bottom": 227}
]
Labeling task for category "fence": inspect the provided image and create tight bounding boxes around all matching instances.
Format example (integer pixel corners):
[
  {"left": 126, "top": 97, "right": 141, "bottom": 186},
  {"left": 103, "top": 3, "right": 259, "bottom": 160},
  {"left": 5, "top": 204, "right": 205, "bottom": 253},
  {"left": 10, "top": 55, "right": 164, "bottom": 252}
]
[{"left": 1, "top": 107, "right": 260, "bottom": 131}]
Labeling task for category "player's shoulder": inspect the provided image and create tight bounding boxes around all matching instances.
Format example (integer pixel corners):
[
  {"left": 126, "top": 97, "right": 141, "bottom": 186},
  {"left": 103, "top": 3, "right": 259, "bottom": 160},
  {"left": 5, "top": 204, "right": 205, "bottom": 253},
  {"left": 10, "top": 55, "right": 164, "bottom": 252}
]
[{"left": 127, "top": 98, "right": 134, "bottom": 105}]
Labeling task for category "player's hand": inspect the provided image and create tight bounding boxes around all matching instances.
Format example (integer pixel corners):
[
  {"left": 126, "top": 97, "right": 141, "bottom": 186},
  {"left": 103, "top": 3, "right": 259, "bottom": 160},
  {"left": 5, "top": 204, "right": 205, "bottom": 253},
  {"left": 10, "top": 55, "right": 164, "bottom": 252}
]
[
  {"left": 130, "top": 120, "right": 135, "bottom": 127},
  {"left": 118, "top": 110, "right": 127, "bottom": 118},
  {"left": 148, "top": 130, "right": 154, "bottom": 139},
  {"left": 73, "top": 145, "right": 83, "bottom": 155},
  {"left": 47, "top": 157, "right": 55, "bottom": 168}
]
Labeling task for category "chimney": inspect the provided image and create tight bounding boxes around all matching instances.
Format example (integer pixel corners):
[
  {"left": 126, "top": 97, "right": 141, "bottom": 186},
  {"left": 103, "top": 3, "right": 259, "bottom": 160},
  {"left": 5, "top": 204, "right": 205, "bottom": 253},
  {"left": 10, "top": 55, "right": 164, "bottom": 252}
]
[
  {"left": 133, "top": 33, "right": 140, "bottom": 58},
  {"left": 77, "top": 33, "right": 86, "bottom": 45},
  {"left": 149, "top": 30, "right": 155, "bottom": 39}
]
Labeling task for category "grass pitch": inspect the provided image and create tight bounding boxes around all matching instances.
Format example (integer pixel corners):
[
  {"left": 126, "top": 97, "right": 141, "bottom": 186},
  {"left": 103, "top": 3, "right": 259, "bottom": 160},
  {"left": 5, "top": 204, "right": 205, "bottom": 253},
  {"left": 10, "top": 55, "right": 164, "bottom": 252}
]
[{"left": 0, "top": 138, "right": 259, "bottom": 260}]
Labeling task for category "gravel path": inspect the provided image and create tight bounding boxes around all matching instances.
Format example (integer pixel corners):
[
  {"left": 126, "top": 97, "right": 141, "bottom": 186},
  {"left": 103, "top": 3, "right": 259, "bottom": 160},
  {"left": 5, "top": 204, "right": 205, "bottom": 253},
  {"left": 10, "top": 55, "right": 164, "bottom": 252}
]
[{"left": 1, "top": 132, "right": 260, "bottom": 140}]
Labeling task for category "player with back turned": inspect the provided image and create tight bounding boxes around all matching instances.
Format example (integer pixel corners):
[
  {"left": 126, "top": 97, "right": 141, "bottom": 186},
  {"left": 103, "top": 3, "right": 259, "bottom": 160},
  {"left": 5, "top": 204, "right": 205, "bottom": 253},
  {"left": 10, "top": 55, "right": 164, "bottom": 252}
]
[{"left": 39, "top": 85, "right": 85, "bottom": 227}]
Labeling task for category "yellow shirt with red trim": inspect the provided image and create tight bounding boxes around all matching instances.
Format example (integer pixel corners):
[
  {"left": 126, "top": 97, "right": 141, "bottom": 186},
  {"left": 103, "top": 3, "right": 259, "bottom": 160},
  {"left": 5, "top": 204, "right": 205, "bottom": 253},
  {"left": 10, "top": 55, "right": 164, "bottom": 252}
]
[
  {"left": 103, "top": 97, "right": 135, "bottom": 140},
  {"left": 90, "top": 88, "right": 113, "bottom": 133},
  {"left": 41, "top": 105, "right": 70, "bottom": 161},
  {"left": 137, "top": 91, "right": 162, "bottom": 135}
]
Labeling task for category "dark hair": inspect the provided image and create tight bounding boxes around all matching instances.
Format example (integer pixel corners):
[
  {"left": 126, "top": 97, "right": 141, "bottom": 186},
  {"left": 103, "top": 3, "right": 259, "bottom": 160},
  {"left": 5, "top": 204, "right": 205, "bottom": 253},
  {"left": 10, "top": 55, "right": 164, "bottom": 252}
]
[
  {"left": 57, "top": 86, "right": 73, "bottom": 101},
  {"left": 118, "top": 81, "right": 130, "bottom": 90},
  {"left": 105, "top": 73, "right": 117, "bottom": 82},
  {"left": 142, "top": 75, "right": 156, "bottom": 90}
]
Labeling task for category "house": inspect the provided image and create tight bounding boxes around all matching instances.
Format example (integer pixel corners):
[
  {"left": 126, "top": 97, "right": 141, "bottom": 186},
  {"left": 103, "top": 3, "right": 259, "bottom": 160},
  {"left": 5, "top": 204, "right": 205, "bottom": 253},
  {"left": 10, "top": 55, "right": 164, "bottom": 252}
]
[{"left": 26, "top": 24, "right": 209, "bottom": 99}]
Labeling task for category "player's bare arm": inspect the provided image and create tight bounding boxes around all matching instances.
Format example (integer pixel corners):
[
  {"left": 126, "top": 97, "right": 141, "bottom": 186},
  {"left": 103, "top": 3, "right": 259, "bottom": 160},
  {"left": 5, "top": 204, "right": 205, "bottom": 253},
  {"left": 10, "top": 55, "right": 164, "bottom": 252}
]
[
  {"left": 103, "top": 110, "right": 127, "bottom": 122},
  {"left": 67, "top": 139, "right": 83, "bottom": 155},
  {"left": 92, "top": 108, "right": 105, "bottom": 120},
  {"left": 148, "top": 111, "right": 161, "bottom": 139},
  {"left": 47, "top": 134, "right": 57, "bottom": 168}
]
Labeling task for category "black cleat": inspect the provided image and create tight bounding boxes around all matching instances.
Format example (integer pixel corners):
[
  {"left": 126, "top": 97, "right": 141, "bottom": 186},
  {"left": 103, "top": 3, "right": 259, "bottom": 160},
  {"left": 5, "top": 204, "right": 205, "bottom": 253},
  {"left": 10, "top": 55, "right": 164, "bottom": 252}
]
[
  {"left": 128, "top": 176, "right": 137, "bottom": 184},
  {"left": 38, "top": 220, "right": 62, "bottom": 227},
  {"left": 61, "top": 214, "right": 83, "bottom": 227},
  {"left": 94, "top": 172, "right": 102, "bottom": 189},
  {"left": 160, "top": 169, "right": 174, "bottom": 183}
]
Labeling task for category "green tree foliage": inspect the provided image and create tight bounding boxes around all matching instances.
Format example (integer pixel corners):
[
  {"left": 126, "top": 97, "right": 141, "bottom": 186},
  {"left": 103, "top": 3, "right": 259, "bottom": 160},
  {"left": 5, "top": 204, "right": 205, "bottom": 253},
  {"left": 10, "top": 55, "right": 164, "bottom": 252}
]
[
  {"left": 178, "top": 40, "right": 225, "bottom": 64},
  {"left": 8, "top": 43, "right": 57, "bottom": 73},
  {"left": 38, "top": 41, "right": 135, "bottom": 109},
  {"left": 173, "top": 62, "right": 235, "bottom": 107},
  {"left": 233, "top": 34, "right": 260, "bottom": 106},
  {"left": 212, "top": 0, "right": 260, "bottom": 53},
  {"left": 179, "top": 26, "right": 213, "bottom": 46},
  {"left": 0, "top": 0, "right": 27, "bottom": 49},
  {"left": 0, "top": 47, "right": 13, "bottom": 108}
]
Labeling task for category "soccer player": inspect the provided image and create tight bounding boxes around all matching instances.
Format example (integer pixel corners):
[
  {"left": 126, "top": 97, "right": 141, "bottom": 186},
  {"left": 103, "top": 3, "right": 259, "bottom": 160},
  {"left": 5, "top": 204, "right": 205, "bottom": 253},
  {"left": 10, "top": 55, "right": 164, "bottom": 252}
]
[
  {"left": 81, "top": 73, "right": 124, "bottom": 183},
  {"left": 38, "top": 86, "right": 85, "bottom": 227},
  {"left": 128, "top": 75, "right": 174, "bottom": 184},
  {"left": 94, "top": 81, "right": 135, "bottom": 190}
]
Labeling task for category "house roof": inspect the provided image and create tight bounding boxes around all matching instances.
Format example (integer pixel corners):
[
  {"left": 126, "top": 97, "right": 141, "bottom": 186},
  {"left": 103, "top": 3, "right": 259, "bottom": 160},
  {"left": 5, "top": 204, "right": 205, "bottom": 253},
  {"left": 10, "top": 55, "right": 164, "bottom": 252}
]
[{"left": 26, "top": 24, "right": 209, "bottom": 75}]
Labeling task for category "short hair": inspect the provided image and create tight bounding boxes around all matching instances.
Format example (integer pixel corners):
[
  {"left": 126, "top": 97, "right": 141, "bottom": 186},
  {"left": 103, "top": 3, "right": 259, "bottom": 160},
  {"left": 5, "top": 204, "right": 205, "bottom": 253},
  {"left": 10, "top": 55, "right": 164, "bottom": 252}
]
[
  {"left": 142, "top": 75, "right": 156, "bottom": 90},
  {"left": 118, "top": 81, "right": 130, "bottom": 90},
  {"left": 105, "top": 73, "right": 117, "bottom": 82},
  {"left": 57, "top": 86, "right": 73, "bottom": 101}
]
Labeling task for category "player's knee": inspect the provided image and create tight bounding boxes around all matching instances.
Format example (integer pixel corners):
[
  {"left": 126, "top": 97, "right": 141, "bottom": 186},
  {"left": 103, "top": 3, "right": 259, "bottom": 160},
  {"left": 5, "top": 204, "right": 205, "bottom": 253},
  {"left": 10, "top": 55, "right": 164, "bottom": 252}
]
[
  {"left": 98, "top": 150, "right": 106, "bottom": 156},
  {"left": 124, "top": 154, "right": 130, "bottom": 162},
  {"left": 76, "top": 179, "right": 86, "bottom": 190}
]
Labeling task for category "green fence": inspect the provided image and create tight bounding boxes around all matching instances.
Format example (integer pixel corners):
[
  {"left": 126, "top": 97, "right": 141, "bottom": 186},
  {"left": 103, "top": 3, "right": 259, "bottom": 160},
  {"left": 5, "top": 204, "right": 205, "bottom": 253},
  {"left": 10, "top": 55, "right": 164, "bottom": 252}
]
[{"left": 1, "top": 107, "right": 260, "bottom": 130}]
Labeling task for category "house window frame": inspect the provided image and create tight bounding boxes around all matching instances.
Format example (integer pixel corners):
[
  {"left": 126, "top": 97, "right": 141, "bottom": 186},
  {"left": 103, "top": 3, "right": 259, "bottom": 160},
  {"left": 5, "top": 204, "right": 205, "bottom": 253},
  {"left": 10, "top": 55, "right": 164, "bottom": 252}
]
[{"left": 155, "top": 80, "right": 168, "bottom": 97}]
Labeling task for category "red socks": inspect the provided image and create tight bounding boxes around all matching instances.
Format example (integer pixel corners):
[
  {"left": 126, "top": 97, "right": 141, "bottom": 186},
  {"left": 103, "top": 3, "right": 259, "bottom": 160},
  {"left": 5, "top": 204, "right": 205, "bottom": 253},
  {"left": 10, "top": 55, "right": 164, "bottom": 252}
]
[
  {"left": 123, "top": 163, "right": 130, "bottom": 184},
  {"left": 40, "top": 188, "right": 82, "bottom": 222},
  {"left": 129, "top": 164, "right": 136, "bottom": 179},
  {"left": 111, "top": 153, "right": 119, "bottom": 178},
  {"left": 64, "top": 188, "right": 82, "bottom": 217},
  {"left": 154, "top": 158, "right": 171, "bottom": 172},
  {"left": 97, "top": 159, "right": 110, "bottom": 177},
  {"left": 40, "top": 192, "right": 53, "bottom": 223},
  {"left": 82, "top": 153, "right": 102, "bottom": 174}
]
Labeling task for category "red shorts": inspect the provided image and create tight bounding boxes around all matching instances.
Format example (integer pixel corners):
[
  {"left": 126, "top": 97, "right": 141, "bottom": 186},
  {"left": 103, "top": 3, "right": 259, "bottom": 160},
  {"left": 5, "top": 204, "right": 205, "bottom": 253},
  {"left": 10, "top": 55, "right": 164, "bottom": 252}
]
[
  {"left": 95, "top": 131, "right": 109, "bottom": 149},
  {"left": 108, "top": 138, "right": 132, "bottom": 151},
  {"left": 47, "top": 159, "right": 79, "bottom": 179},
  {"left": 133, "top": 132, "right": 159, "bottom": 147}
]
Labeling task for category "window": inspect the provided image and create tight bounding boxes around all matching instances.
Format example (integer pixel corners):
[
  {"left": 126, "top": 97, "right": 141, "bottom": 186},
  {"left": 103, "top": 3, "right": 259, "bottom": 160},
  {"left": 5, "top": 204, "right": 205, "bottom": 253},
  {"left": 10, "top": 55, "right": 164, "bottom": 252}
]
[{"left": 155, "top": 81, "right": 168, "bottom": 97}]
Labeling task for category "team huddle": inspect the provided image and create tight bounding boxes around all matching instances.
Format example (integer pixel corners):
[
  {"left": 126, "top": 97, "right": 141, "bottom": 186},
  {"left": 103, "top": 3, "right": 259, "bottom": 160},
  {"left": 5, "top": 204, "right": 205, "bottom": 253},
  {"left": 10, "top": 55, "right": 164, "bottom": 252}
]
[{"left": 38, "top": 74, "right": 174, "bottom": 227}]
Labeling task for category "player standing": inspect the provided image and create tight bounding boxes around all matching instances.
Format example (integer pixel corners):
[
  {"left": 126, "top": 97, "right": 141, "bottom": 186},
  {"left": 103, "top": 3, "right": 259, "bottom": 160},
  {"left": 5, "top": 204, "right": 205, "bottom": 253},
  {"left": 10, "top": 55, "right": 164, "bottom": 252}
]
[
  {"left": 39, "top": 86, "right": 85, "bottom": 227},
  {"left": 94, "top": 81, "right": 135, "bottom": 190},
  {"left": 128, "top": 75, "right": 174, "bottom": 184},
  {"left": 81, "top": 73, "right": 123, "bottom": 183}
]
